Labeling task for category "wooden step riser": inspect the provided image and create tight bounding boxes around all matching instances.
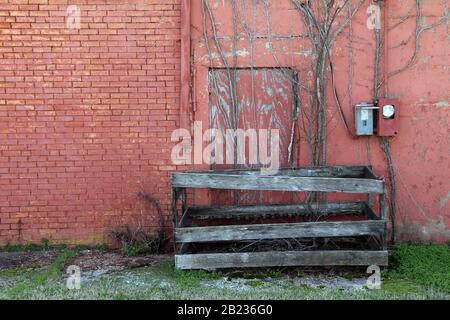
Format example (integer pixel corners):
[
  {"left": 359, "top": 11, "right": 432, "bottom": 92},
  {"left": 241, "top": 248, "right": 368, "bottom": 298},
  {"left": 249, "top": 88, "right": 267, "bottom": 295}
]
[
  {"left": 175, "top": 220, "right": 386, "bottom": 243},
  {"left": 189, "top": 201, "right": 368, "bottom": 220},
  {"left": 173, "top": 166, "right": 374, "bottom": 178},
  {"left": 173, "top": 173, "right": 385, "bottom": 194},
  {"left": 175, "top": 250, "right": 389, "bottom": 270}
]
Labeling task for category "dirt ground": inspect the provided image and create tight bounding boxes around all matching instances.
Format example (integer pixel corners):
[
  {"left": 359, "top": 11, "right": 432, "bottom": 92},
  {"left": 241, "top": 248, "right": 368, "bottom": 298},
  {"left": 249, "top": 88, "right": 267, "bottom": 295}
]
[
  {"left": 0, "top": 251, "right": 59, "bottom": 270},
  {"left": 0, "top": 249, "right": 172, "bottom": 274},
  {"left": 71, "top": 250, "right": 172, "bottom": 276}
]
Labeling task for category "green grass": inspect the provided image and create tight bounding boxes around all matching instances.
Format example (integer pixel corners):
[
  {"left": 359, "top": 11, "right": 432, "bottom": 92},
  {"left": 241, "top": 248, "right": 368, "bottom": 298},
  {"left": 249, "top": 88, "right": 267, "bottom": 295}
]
[
  {"left": 245, "top": 280, "right": 265, "bottom": 287},
  {"left": 0, "top": 239, "right": 109, "bottom": 253},
  {"left": 120, "top": 243, "right": 149, "bottom": 257},
  {"left": 381, "top": 277, "right": 419, "bottom": 294},
  {"left": 0, "top": 238, "right": 67, "bottom": 252},
  {"left": 239, "top": 269, "right": 284, "bottom": 280},
  {"left": 388, "top": 244, "right": 450, "bottom": 292},
  {"left": 152, "top": 261, "right": 222, "bottom": 287},
  {"left": 0, "top": 244, "right": 449, "bottom": 300},
  {"left": 0, "top": 265, "right": 38, "bottom": 277},
  {"left": 1, "top": 250, "right": 76, "bottom": 299}
]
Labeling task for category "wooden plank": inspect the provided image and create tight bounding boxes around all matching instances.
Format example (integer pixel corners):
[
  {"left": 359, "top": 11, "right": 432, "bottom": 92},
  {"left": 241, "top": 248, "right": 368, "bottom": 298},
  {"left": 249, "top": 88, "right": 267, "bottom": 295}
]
[
  {"left": 175, "top": 250, "right": 389, "bottom": 269},
  {"left": 172, "top": 173, "right": 384, "bottom": 194},
  {"left": 380, "top": 192, "right": 387, "bottom": 220},
  {"left": 171, "top": 188, "right": 179, "bottom": 227},
  {"left": 189, "top": 201, "right": 365, "bottom": 220},
  {"left": 179, "top": 166, "right": 369, "bottom": 178},
  {"left": 175, "top": 220, "right": 386, "bottom": 243}
]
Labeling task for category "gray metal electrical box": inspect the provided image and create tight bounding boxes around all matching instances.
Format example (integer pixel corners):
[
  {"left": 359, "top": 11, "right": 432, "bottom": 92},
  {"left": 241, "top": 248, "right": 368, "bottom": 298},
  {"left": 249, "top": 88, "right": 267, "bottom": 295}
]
[{"left": 355, "top": 103, "right": 377, "bottom": 136}]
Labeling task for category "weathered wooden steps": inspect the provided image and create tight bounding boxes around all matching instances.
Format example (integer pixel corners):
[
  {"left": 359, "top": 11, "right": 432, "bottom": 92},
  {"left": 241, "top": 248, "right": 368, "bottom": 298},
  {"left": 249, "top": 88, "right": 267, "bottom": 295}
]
[{"left": 171, "top": 166, "right": 388, "bottom": 270}]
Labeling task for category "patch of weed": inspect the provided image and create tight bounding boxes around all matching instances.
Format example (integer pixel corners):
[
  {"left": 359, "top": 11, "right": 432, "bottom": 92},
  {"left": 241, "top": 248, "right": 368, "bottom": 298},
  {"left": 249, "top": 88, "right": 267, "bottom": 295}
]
[
  {"left": 120, "top": 243, "right": 148, "bottom": 257},
  {"left": 390, "top": 244, "right": 450, "bottom": 292},
  {"left": 0, "top": 238, "right": 67, "bottom": 252},
  {"left": 1, "top": 239, "right": 111, "bottom": 255},
  {"left": 245, "top": 280, "right": 264, "bottom": 287},
  {"left": 108, "top": 221, "right": 169, "bottom": 256},
  {"left": 153, "top": 262, "right": 222, "bottom": 287},
  {"left": 241, "top": 269, "right": 284, "bottom": 280},
  {"left": 0, "top": 265, "right": 38, "bottom": 277},
  {"left": 294, "top": 283, "right": 323, "bottom": 294},
  {"left": 381, "top": 277, "right": 419, "bottom": 294}
]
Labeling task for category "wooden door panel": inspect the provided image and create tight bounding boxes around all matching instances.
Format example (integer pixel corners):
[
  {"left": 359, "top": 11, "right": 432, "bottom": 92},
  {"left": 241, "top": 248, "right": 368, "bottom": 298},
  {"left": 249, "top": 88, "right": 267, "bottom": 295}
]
[{"left": 208, "top": 68, "right": 297, "bottom": 205}]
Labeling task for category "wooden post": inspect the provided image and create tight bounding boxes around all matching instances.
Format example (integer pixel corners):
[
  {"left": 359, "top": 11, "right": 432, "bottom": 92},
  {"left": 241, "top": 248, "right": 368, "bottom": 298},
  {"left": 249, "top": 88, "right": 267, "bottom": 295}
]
[
  {"left": 171, "top": 188, "right": 181, "bottom": 253},
  {"left": 379, "top": 190, "right": 387, "bottom": 220},
  {"left": 181, "top": 188, "right": 187, "bottom": 217},
  {"left": 379, "top": 183, "right": 387, "bottom": 249},
  {"left": 171, "top": 188, "right": 179, "bottom": 228},
  {"left": 179, "top": 188, "right": 190, "bottom": 227}
]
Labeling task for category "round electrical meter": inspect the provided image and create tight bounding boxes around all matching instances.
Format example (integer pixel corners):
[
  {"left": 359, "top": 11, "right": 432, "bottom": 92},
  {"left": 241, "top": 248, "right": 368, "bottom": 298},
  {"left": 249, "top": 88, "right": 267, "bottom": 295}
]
[{"left": 382, "top": 104, "right": 395, "bottom": 119}]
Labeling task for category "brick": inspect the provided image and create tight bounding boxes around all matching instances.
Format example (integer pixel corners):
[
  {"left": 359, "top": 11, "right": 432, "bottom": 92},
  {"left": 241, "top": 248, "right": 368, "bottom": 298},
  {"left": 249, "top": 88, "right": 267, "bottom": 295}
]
[{"left": 0, "top": 0, "right": 181, "bottom": 245}]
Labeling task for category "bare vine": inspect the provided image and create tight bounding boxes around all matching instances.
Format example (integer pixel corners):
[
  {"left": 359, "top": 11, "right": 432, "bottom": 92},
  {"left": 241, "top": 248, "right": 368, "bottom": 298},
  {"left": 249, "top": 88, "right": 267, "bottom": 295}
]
[
  {"left": 374, "top": 0, "right": 447, "bottom": 243},
  {"left": 387, "top": 0, "right": 448, "bottom": 79}
]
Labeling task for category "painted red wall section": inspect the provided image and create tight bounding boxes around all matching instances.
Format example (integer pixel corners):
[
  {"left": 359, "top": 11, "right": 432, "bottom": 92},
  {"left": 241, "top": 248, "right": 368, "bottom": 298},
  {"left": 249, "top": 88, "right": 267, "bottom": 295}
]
[
  {"left": 0, "top": 0, "right": 181, "bottom": 244},
  {"left": 188, "top": 0, "right": 449, "bottom": 242},
  {"left": 0, "top": 0, "right": 448, "bottom": 244}
]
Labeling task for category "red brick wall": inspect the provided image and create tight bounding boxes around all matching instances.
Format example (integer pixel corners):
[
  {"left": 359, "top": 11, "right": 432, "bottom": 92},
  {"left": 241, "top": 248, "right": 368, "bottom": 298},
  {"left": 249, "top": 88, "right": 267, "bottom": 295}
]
[{"left": 0, "top": 0, "right": 181, "bottom": 244}]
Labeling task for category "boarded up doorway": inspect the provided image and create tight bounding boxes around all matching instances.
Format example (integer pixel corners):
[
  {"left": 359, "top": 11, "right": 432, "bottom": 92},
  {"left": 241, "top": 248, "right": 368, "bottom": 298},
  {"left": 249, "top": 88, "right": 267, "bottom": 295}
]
[{"left": 208, "top": 68, "right": 299, "bottom": 206}]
